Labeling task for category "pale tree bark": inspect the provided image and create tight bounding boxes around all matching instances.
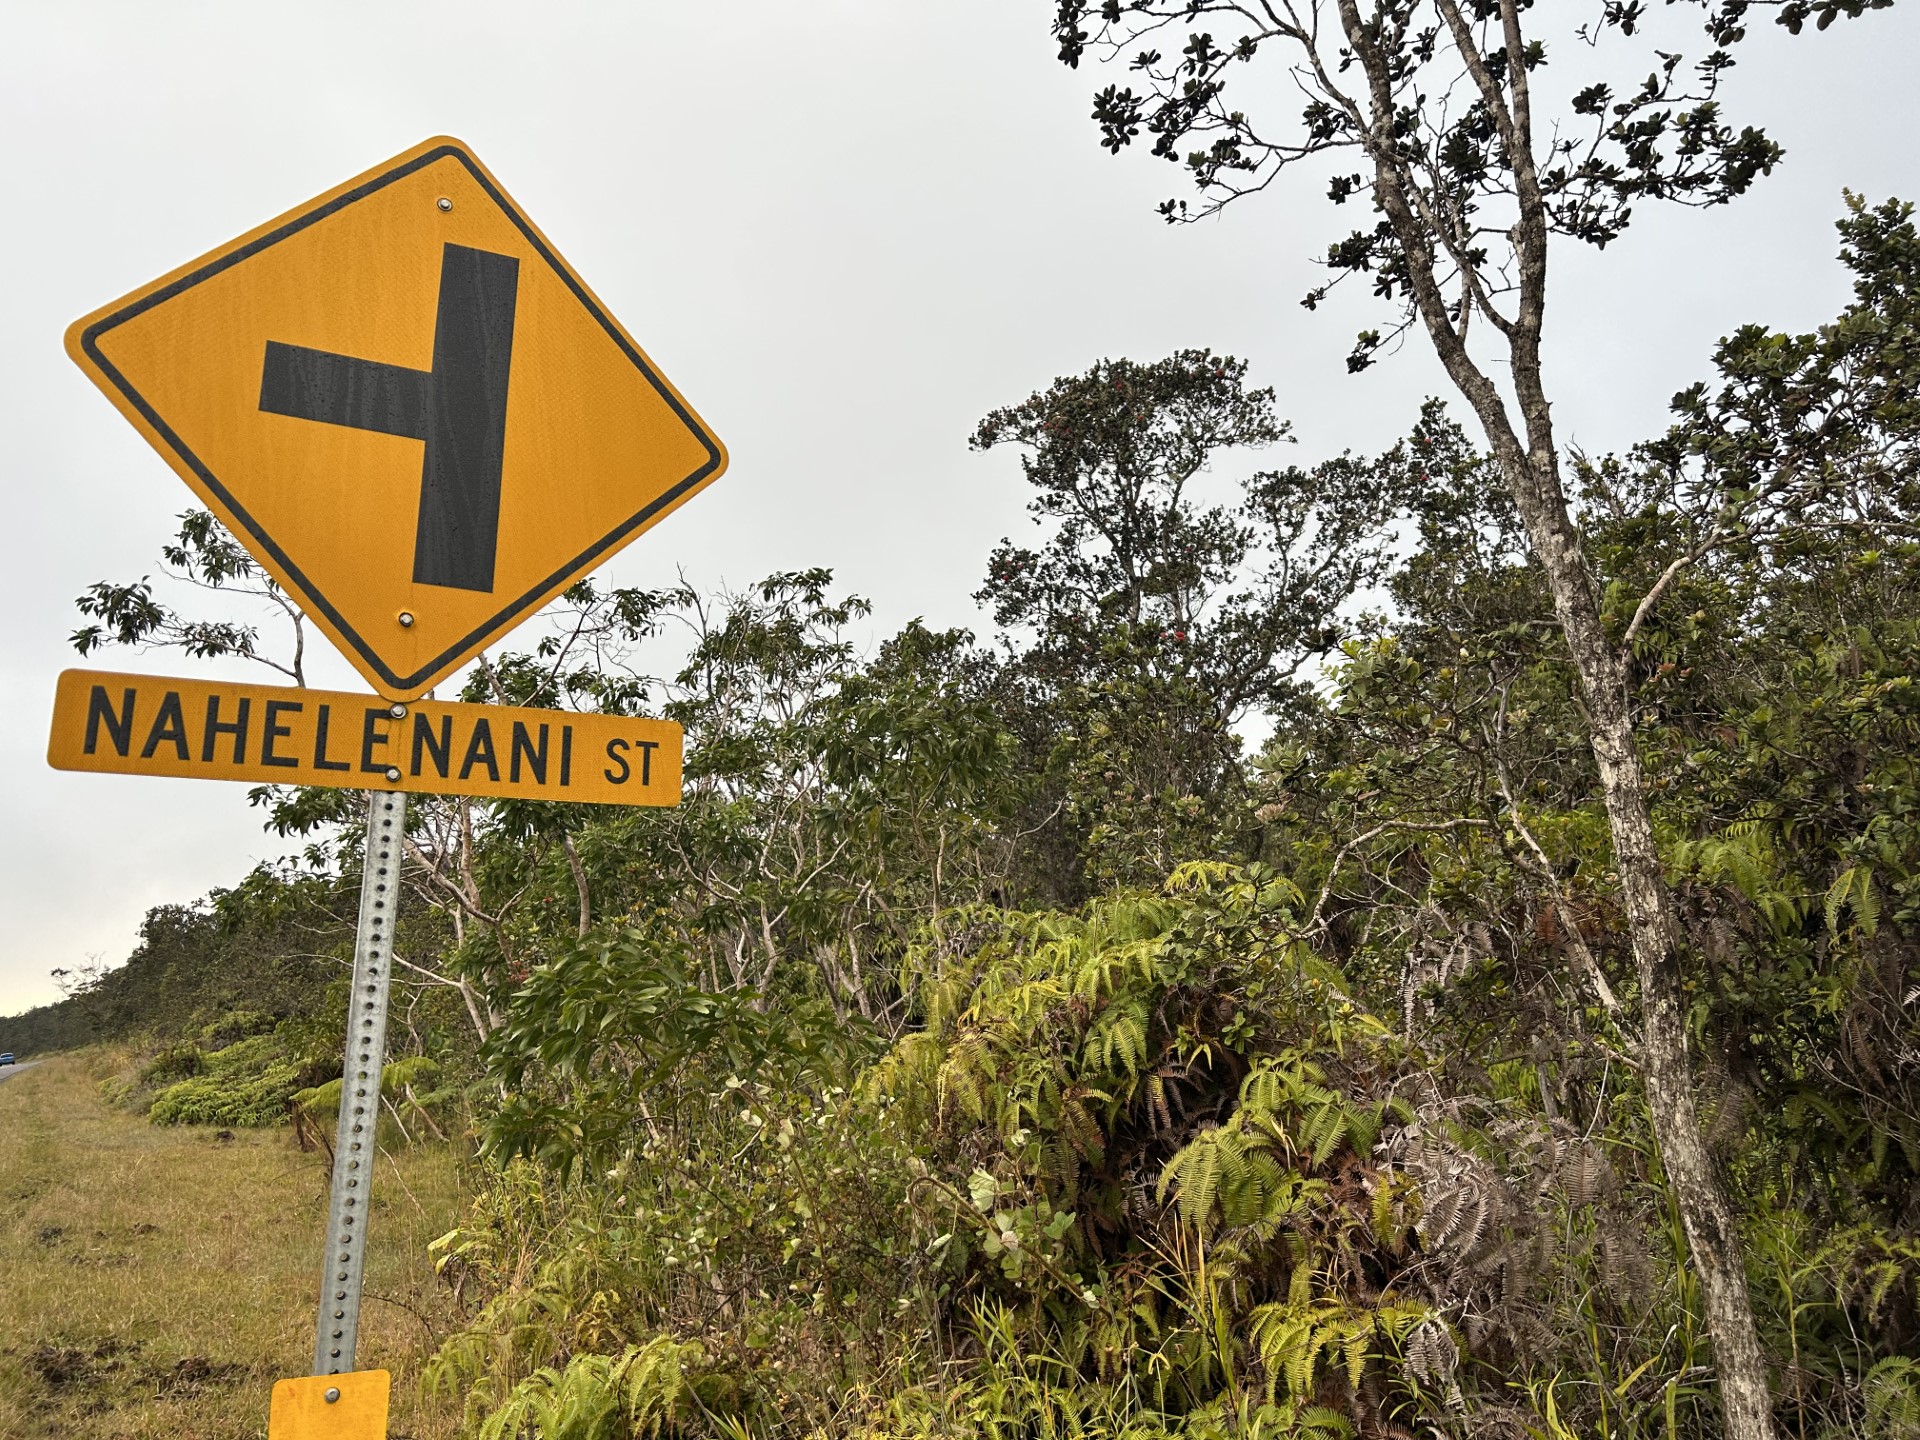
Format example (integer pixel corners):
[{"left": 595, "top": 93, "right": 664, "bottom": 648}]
[
  {"left": 560, "top": 832, "right": 592, "bottom": 940},
  {"left": 1325, "top": 0, "right": 1779, "bottom": 1433},
  {"left": 400, "top": 796, "right": 513, "bottom": 1038}
]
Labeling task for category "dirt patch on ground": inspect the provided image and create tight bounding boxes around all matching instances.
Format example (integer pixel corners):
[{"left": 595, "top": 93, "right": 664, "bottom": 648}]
[
  {"left": 152, "top": 1355, "right": 249, "bottom": 1397},
  {"left": 26, "top": 1338, "right": 132, "bottom": 1390},
  {"left": 21, "top": 1337, "right": 248, "bottom": 1406}
]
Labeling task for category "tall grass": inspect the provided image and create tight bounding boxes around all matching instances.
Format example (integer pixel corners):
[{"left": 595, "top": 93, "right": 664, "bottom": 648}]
[{"left": 0, "top": 1050, "right": 464, "bottom": 1439}]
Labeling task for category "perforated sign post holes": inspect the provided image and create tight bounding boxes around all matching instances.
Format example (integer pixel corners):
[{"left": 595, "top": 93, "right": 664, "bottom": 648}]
[{"left": 53, "top": 137, "right": 723, "bottom": 1435}]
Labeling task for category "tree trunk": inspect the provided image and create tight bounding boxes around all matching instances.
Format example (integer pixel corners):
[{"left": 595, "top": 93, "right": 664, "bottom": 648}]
[
  {"left": 1332, "top": 0, "right": 1780, "bottom": 1416},
  {"left": 1510, "top": 472, "right": 1778, "bottom": 1439},
  {"left": 561, "top": 831, "right": 592, "bottom": 939}
]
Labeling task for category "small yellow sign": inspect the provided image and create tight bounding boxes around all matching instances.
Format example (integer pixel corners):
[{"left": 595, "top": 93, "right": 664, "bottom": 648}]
[
  {"left": 65, "top": 136, "right": 726, "bottom": 700},
  {"left": 268, "top": 1370, "right": 390, "bottom": 1440},
  {"left": 48, "top": 668, "right": 682, "bottom": 807}
]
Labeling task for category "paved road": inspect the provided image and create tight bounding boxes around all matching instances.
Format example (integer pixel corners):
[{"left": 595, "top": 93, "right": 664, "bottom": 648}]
[{"left": 0, "top": 1061, "right": 38, "bottom": 1085}]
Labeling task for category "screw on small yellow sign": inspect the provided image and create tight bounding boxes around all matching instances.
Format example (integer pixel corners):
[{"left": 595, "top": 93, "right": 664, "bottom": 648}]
[
  {"left": 269, "top": 1370, "right": 389, "bottom": 1440},
  {"left": 65, "top": 135, "right": 727, "bottom": 701}
]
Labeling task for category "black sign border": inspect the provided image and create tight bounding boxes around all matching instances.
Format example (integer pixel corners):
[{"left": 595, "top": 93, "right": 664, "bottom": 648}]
[{"left": 77, "top": 143, "right": 724, "bottom": 695}]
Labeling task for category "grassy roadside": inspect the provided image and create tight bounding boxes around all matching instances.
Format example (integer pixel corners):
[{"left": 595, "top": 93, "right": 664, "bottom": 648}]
[{"left": 0, "top": 1051, "right": 465, "bottom": 1439}]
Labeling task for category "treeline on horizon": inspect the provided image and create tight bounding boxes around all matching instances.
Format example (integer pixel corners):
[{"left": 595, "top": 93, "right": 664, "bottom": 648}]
[
  {"left": 1, "top": 889, "right": 351, "bottom": 1059},
  {"left": 5, "top": 190, "right": 1919, "bottom": 1439}
]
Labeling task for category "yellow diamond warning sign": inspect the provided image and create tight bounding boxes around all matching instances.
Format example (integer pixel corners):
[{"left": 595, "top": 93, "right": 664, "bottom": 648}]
[{"left": 65, "top": 136, "right": 727, "bottom": 699}]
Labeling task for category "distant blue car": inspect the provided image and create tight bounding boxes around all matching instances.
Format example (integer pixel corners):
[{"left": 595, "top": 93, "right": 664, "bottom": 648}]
[{"left": 0, "top": 1053, "right": 14, "bottom": 1065}]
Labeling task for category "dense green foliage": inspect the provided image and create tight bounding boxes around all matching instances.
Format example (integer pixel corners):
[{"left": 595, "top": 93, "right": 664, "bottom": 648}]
[
  {"left": 10, "top": 201, "right": 1920, "bottom": 1436},
  {"left": 142, "top": 1034, "right": 304, "bottom": 1127}
]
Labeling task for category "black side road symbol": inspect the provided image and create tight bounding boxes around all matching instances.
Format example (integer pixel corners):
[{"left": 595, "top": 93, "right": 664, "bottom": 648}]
[{"left": 259, "top": 242, "right": 519, "bottom": 592}]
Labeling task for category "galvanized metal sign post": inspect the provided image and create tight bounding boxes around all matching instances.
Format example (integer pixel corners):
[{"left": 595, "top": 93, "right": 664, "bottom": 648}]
[
  {"left": 54, "top": 136, "right": 724, "bottom": 1435},
  {"left": 317, "top": 788, "right": 405, "bottom": 1376}
]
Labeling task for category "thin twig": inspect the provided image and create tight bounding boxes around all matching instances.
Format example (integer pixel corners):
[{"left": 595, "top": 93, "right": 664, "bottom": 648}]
[{"left": 1305, "top": 819, "right": 1493, "bottom": 935}]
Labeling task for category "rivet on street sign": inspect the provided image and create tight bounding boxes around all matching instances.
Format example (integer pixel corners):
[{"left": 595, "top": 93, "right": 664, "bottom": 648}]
[{"left": 65, "top": 135, "right": 727, "bottom": 700}]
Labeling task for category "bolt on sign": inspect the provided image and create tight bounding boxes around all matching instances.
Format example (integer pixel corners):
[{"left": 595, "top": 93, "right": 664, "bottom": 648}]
[
  {"left": 65, "top": 135, "right": 727, "bottom": 701},
  {"left": 55, "top": 137, "right": 726, "bottom": 1435}
]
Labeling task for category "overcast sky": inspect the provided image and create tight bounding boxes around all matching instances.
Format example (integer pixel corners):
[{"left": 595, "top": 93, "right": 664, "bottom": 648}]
[{"left": 3, "top": 1, "right": 1915, "bottom": 1014}]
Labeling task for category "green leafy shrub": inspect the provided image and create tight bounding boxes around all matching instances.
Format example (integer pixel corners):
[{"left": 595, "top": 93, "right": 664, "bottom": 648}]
[
  {"left": 437, "top": 866, "right": 1623, "bottom": 1438},
  {"left": 1865, "top": 1356, "right": 1920, "bottom": 1440},
  {"left": 201, "top": 1033, "right": 279, "bottom": 1074},
  {"left": 199, "top": 1008, "right": 277, "bottom": 1049},
  {"left": 138, "top": 1042, "right": 204, "bottom": 1086},
  {"left": 432, "top": 932, "right": 914, "bottom": 1432},
  {"left": 293, "top": 1054, "right": 454, "bottom": 1142},
  {"left": 147, "top": 1062, "right": 303, "bottom": 1127},
  {"left": 147, "top": 1035, "right": 302, "bottom": 1127},
  {"left": 97, "top": 1074, "right": 136, "bottom": 1108},
  {"left": 463, "top": 1335, "right": 718, "bottom": 1440}
]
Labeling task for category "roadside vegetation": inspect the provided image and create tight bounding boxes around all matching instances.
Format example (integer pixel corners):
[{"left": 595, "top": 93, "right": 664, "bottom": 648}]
[
  {"left": 13, "top": 198, "right": 1917, "bottom": 1437},
  {"left": 7, "top": 3, "right": 1920, "bottom": 1434}
]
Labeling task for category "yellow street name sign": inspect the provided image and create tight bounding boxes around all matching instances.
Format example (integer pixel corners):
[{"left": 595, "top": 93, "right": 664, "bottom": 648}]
[
  {"left": 65, "top": 136, "right": 726, "bottom": 700},
  {"left": 49, "top": 668, "right": 681, "bottom": 806}
]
